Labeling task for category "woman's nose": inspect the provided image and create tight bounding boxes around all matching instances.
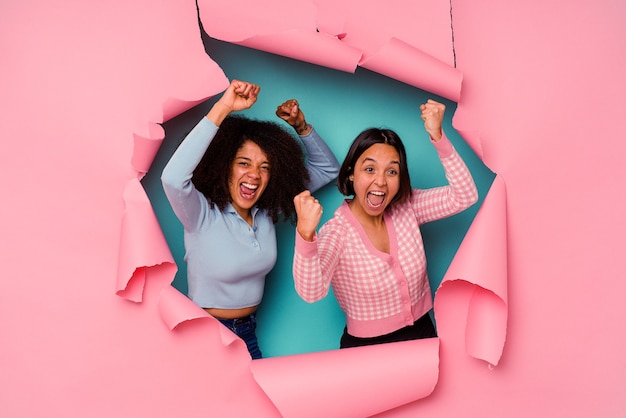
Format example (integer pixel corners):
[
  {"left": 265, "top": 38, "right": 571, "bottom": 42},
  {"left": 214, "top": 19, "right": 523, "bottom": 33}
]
[{"left": 247, "top": 167, "right": 261, "bottom": 178}]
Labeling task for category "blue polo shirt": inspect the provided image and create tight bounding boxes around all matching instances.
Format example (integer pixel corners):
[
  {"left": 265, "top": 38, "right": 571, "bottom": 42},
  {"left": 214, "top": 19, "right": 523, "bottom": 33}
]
[{"left": 162, "top": 117, "right": 338, "bottom": 309}]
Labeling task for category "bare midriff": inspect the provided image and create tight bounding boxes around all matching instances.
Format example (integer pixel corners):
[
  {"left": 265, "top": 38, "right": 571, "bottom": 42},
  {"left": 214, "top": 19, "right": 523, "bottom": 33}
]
[{"left": 204, "top": 305, "right": 258, "bottom": 319}]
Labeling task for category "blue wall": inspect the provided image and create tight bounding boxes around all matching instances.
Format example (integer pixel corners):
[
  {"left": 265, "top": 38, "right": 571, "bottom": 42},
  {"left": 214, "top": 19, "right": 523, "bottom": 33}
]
[{"left": 141, "top": 36, "right": 495, "bottom": 357}]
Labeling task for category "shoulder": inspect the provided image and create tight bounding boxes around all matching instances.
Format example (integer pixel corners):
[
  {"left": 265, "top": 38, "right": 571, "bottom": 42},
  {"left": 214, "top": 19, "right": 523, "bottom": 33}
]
[
  {"left": 318, "top": 204, "right": 351, "bottom": 238},
  {"left": 389, "top": 196, "right": 415, "bottom": 213}
]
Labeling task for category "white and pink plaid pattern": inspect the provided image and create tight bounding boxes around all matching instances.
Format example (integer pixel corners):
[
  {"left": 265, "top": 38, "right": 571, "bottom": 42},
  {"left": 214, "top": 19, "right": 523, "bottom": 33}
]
[{"left": 293, "top": 147, "right": 478, "bottom": 337}]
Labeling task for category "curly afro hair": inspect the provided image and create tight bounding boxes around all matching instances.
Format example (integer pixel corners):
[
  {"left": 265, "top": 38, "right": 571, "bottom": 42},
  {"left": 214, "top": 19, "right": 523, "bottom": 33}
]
[{"left": 192, "top": 115, "right": 310, "bottom": 223}]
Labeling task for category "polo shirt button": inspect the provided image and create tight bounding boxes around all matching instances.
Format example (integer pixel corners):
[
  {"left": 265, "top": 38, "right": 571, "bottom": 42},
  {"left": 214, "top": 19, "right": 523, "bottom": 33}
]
[{"left": 252, "top": 241, "right": 258, "bottom": 247}]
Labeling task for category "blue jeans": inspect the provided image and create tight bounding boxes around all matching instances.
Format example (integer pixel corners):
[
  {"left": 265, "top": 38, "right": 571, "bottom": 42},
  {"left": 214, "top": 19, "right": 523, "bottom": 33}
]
[{"left": 217, "top": 313, "right": 262, "bottom": 359}]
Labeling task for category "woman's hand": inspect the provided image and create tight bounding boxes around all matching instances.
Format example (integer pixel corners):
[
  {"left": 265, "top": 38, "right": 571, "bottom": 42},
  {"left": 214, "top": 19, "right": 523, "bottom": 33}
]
[
  {"left": 276, "top": 99, "right": 311, "bottom": 135},
  {"left": 419, "top": 99, "right": 445, "bottom": 141},
  {"left": 207, "top": 80, "right": 260, "bottom": 126},
  {"left": 221, "top": 80, "right": 260, "bottom": 112},
  {"left": 293, "top": 190, "right": 323, "bottom": 242}
]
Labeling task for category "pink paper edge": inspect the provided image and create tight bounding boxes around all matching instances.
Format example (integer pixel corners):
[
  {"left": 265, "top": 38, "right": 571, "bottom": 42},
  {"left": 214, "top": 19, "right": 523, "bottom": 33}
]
[
  {"left": 466, "top": 286, "right": 508, "bottom": 366},
  {"left": 234, "top": 30, "right": 362, "bottom": 73},
  {"left": 360, "top": 37, "right": 463, "bottom": 102},
  {"left": 116, "top": 179, "right": 176, "bottom": 301},
  {"left": 250, "top": 338, "right": 440, "bottom": 417},
  {"left": 435, "top": 175, "right": 508, "bottom": 365}
]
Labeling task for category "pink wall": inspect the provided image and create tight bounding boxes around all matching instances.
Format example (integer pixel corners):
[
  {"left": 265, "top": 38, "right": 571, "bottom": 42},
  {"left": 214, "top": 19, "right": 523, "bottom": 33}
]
[{"left": 1, "top": 0, "right": 624, "bottom": 417}]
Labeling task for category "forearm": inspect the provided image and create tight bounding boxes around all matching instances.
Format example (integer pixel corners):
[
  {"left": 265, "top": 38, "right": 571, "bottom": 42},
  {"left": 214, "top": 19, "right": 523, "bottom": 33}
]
[
  {"left": 431, "top": 132, "right": 477, "bottom": 208},
  {"left": 162, "top": 118, "right": 217, "bottom": 189},
  {"left": 161, "top": 117, "right": 218, "bottom": 229},
  {"left": 300, "top": 126, "right": 340, "bottom": 192},
  {"left": 293, "top": 232, "right": 332, "bottom": 302},
  {"left": 205, "top": 101, "right": 232, "bottom": 127},
  {"left": 413, "top": 138, "right": 478, "bottom": 224},
  {"left": 441, "top": 149, "right": 478, "bottom": 209}
]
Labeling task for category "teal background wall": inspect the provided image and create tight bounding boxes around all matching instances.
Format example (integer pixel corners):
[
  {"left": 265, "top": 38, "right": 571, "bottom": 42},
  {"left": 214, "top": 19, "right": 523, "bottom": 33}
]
[{"left": 141, "top": 34, "right": 495, "bottom": 357}]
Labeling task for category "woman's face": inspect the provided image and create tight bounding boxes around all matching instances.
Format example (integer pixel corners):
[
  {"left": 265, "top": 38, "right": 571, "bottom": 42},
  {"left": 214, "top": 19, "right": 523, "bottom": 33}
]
[
  {"left": 348, "top": 143, "right": 401, "bottom": 219},
  {"left": 228, "top": 140, "right": 271, "bottom": 220}
]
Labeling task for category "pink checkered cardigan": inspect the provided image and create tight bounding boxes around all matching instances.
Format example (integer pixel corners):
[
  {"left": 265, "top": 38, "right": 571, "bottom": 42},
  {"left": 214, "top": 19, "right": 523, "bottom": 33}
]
[{"left": 293, "top": 133, "right": 478, "bottom": 338}]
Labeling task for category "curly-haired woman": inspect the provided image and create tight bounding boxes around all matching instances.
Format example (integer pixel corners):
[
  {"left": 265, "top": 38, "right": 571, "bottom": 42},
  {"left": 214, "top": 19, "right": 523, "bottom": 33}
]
[{"left": 162, "top": 80, "right": 339, "bottom": 359}]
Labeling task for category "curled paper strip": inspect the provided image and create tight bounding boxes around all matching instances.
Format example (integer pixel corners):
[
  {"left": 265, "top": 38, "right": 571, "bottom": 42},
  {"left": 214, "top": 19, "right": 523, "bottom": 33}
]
[
  {"left": 158, "top": 285, "right": 245, "bottom": 349},
  {"left": 360, "top": 37, "right": 463, "bottom": 102},
  {"left": 116, "top": 178, "right": 176, "bottom": 302},
  {"left": 131, "top": 123, "right": 165, "bottom": 176},
  {"left": 198, "top": 0, "right": 362, "bottom": 72},
  {"left": 158, "top": 285, "right": 210, "bottom": 330},
  {"left": 251, "top": 338, "right": 440, "bottom": 418},
  {"left": 237, "top": 31, "right": 362, "bottom": 73},
  {"left": 434, "top": 175, "right": 508, "bottom": 366},
  {"left": 199, "top": 0, "right": 461, "bottom": 101}
]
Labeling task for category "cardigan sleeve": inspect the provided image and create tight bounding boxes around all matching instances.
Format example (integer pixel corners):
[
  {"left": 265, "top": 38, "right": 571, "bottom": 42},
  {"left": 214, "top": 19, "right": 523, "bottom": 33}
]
[
  {"left": 293, "top": 221, "right": 344, "bottom": 303},
  {"left": 412, "top": 131, "right": 479, "bottom": 225}
]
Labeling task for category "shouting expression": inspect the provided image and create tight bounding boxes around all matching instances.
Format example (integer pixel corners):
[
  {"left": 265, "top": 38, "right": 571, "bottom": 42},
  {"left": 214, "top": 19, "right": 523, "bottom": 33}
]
[
  {"left": 228, "top": 140, "right": 271, "bottom": 222},
  {"left": 348, "top": 143, "right": 401, "bottom": 220}
]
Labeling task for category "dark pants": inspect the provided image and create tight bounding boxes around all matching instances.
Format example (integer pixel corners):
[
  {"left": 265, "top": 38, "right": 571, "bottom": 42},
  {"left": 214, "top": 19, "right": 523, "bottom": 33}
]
[
  {"left": 340, "top": 312, "right": 437, "bottom": 349},
  {"left": 217, "top": 313, "right": 262, "bottom": 359}
]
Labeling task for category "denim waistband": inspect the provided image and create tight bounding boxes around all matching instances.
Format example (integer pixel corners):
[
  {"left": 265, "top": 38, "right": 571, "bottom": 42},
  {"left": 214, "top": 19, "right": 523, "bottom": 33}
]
[{"left": 216, "top": 313, "right": 256, "bottom": 328}]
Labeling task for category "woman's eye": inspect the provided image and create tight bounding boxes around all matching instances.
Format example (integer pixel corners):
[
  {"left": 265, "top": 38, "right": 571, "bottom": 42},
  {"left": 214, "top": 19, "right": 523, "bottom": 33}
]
[
  {"left": 364, "top": 167, "right": 374, "bottom": 172},
  {"left": 261, "top": 166, "right": 270, "bottom": 172},
  {"left": 388, "top": 169, "right": 398, "bottom": 175}
]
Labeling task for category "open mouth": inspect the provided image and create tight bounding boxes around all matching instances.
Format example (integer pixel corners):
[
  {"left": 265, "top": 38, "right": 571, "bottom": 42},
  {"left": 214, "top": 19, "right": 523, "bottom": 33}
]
[
  {"left": 366, "top": 191, "right": 386, "bottom": 208},
  {"left": 240, "top": 182, "right": 259, "bottom": 200}
]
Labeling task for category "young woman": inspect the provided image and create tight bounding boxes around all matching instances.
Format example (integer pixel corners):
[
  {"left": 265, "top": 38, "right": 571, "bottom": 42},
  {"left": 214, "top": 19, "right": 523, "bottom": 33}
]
[
  {"left": 292, "top": 99, "right": 478, "bottom": 348},
  {"left": 162, "top": 80, "right": 339, "bottom": 358}
]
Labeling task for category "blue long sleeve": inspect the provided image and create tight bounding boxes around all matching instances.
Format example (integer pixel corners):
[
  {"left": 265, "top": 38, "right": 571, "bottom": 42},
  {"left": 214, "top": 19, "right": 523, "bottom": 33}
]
[{"left": 299, "top": 126, "right": 340, "bottom": 192}]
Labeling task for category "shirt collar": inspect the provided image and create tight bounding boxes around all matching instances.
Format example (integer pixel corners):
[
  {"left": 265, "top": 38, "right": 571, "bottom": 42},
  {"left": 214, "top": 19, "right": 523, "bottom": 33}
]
[{"left": 225, "top": 202, "right": 259, "bottom": 218}]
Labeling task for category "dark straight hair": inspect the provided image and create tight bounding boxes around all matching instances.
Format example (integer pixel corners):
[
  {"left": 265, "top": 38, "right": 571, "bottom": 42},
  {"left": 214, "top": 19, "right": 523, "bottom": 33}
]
[{"left": 337, "top": 128, "right": 412, "bottom": 207}]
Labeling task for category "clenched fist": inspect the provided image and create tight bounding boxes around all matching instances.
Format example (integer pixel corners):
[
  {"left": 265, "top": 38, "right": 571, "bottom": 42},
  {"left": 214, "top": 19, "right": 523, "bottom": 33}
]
[
  {"left": 293, "top": 190, "right": 323, "bottom": 241},
  {"left": 276, "top": 99, "right": 311, "bottom": 135},
  {"left": 419, "top": 99, "right": 445, "bottom": 141}
]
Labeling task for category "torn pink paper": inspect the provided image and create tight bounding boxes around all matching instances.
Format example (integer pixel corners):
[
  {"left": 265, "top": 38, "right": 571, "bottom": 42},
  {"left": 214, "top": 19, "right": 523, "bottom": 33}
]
[
  {"left": 116, "top": 178, "right": 177, "bottom": 302},
  {"left": 131, "top": 123, "right": 165, "bottom": 176},
  {"left": 131, "top": 89, "right": 229, "bottom": 177},
  {"left": 314, "top": 0, "right": 461, "bottom": 100},
  {"left": 199, "top": 0, "right": 461, "bottom": 101},
  {"left": 158, "top": 285, "right": 246, "bottom": 350},
  {"left": 117, "top": 3, "right": 230, "bottom": 297},
  {"left": 198, "top": 0, "right": 362, "bottom": 72},
  {"left": 360, "top": 37, "right": 463, "bottom": 102},
  {"left": 158, "top": 285, "right": 210, "bottom": 330},
  {"left": 199, "top": 0, "right": 318, "bottom": 38},
  {"left": 251, "top": 338, "right": 439, "bottom": 418},
  {"left": 236, "top": 31, "right": 362, "bottom": 73},
  {"left": 313, "top": 0, "right": 455, "bottom": 66},
  {"left": 434, "top": 175, "right": 508, "bottom": 366}
]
